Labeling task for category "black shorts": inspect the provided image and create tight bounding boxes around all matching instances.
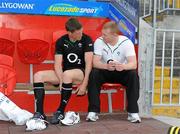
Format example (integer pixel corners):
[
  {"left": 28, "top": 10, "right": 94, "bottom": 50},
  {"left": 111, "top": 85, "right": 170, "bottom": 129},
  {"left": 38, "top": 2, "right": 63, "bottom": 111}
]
[
  {"left": 63, "top": 68, "right": 85, "bottom": 75},
  {"left": 53, "top": 68, "right": 85, "bottom": 87},
  {"left": 79, "top": 68, "right": 85, "bottom": 76},
  {"left": 53, "top": 84, "right": 60, "bottom": 87}
]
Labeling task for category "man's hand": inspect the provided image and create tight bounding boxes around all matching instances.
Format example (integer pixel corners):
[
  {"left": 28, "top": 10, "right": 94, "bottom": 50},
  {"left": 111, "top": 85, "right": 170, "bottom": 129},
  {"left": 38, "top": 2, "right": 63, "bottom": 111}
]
[
  {"left": 75, "top": 84, "right": 87, "bottom": 96},
  {"left": 115, "top": 63, "right": 126, "bottom": 71},
  {"left": 107, "top": 61, "right": 116, "bottom": 71}
]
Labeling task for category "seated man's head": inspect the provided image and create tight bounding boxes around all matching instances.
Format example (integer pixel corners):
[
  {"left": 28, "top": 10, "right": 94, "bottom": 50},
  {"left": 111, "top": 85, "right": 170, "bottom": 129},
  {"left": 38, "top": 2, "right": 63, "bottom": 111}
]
[
  {"left": 65, "top": 18, "right": 83, "bottom": 41},
  {"left": 102, "top": 21, "right": 119, "bottom": 44}
]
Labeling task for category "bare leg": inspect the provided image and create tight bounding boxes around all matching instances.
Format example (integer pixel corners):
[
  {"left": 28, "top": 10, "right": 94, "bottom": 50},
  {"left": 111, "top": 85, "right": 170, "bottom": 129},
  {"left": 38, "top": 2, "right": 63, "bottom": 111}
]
[
  {"left": 33, "top": 70, "right": 59, "bottom": 116},
  {"left": 34, "top": 70, "right": 59, "bottom": 84},
  {"left": 51, "top": 69, "right": 84, "bottom": 124},
  {"left": 62, "top": 69, "right": 84, "bottom": 84}
]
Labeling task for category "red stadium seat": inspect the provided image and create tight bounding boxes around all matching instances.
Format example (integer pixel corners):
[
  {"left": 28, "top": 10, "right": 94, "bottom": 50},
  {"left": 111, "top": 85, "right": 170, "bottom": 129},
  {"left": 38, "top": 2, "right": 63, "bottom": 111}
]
[
  {"left": 0, "top": 54, "right": 14, "bottom": 67},
  {"left": 17, "top": 29, "right": 50, "bottom": 64},
  {"left": 0, "top": 28, "right": 15, "bottom": 57},
  {"left": 0, "top": 54, "right": 16, "bottom": 96},
  {"left": 0, "top": 65, "right": 16, "bottom": 96},
  {"left": 73, "top": 83, "right": 126, "bottom": 113},
  {"left": 102, "top": 83, "right": 126, "bottom": 112},
  {"left": 84, "top": 30, "right": 101, "bottom": 42},
  {"left": 102, "top": 83, "right": 126, "bottom": 90},
  {"left": 20, "top": 29, "right": 45, "bottom": 40},
  {"left": 51, "top": 30, "right": 66, "bottom": 56}
]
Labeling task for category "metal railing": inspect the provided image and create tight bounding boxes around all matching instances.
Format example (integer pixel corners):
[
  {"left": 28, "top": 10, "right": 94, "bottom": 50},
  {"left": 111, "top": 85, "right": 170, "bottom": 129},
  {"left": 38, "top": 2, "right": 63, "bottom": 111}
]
[
  {"left": 152, "top": 29, "right": 180, "bottom": 106},
  {"left": 158, "top": 0, "right": 180, "bottom": 13},
  {"left": 140, "top": 0, "right": 152, "bottom": 17},
  {"left": 140, "top": 0, "right": 180, "bottom": 18}
]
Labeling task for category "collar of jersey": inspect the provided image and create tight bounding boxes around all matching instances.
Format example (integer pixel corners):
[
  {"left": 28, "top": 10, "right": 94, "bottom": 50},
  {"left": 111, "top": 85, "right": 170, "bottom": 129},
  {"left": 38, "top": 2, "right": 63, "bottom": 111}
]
[{"left": 65, "top": 39, "right": 77, "bottom": 46}]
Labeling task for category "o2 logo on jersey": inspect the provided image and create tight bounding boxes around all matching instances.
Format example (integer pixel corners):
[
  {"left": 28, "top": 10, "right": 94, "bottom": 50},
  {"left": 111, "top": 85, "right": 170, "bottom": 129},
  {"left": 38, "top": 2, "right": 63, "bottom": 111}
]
[{"left": 67, "top": 53, "right": 81, "bottom": 64}]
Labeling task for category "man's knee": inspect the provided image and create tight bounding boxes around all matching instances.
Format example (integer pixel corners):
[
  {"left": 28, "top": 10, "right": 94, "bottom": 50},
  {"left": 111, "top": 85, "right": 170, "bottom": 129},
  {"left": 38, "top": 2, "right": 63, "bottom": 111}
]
[
  {"left": 63, "top": 71, "right": 73, "bottom": 82},
  {"left": 127, "top": 70, "right": 138, "bottom": 77},
  {"left": 34, "top": 71, "right": 45, "bottom": 83},
  {"left": 126, "top": 70, "right": 139, "bottom": 87},
  {"left": 88, "top": 69, "right": 102, "bottom": 86}
]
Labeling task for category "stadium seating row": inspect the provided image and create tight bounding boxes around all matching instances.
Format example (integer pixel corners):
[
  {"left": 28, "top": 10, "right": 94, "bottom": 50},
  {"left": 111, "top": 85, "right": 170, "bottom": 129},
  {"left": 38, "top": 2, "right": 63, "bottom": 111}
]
[{"left": 0, "top": 29, "right": 126, "bottom": 113}]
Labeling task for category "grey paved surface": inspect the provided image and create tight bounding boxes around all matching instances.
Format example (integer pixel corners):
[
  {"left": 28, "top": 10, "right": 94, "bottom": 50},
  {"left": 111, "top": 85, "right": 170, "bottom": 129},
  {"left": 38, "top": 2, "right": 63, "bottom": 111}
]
[{"left": 0, "top": 113, "right": 170, "bottom": 134}]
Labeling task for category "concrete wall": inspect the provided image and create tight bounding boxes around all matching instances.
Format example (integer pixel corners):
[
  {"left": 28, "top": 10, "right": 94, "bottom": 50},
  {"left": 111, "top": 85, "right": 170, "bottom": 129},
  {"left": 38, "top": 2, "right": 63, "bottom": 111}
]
[{"left": 138, "top": 18, "right": 154, "bottom": 117}]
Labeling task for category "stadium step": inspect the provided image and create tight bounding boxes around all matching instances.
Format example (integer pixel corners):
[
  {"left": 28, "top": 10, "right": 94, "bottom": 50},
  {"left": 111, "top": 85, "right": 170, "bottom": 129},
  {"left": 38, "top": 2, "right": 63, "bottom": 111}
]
[
  {"left": 153, "top": 66, "right": 180, "bottom": 116},
  {"left": 153, "top": 92, "right": 179, "bottom": 104},
  {"left": 152, "top": 106, "right": 180, "bottom": 118},
  {"left": 155, "top": 66, "right": 170, "bottom": 77},
  {"left": 154, "top": 77, "right": 180, "bottom": 89}
]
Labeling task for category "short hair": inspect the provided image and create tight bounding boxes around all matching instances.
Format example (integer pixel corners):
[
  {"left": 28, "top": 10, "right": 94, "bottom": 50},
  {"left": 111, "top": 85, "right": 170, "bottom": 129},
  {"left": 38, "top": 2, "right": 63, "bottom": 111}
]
[
  {"left": 102, "top": 21, "right": 119, "bottom": 34},
  {"left": 65, "top": 18, "right": 82, "bottom": 33}
]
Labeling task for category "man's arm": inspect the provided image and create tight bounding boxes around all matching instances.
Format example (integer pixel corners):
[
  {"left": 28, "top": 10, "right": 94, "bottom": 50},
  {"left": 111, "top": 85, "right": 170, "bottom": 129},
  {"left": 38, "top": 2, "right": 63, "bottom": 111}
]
[
  {"left": 54, "top": 37, "right": 64, "bottom": 87},
  {"left": 54, "top": 55, "right": 63, "bottom": 88},
  {"left": 93, "top": 55, "right": 116, "bottom": 71},
  {"left": 115, "top": 56, "right": 137, "bottom": 71},
  {"left": 93, "top": 55, "right": 107, "bottom": 69},
  {"left": 76, "top": 52, "right": 93, "bottom": 95},
  {"left": 115, "top": 38, "right": 137, "bottom": 71},
  {"left": 93, "top": 37, "right": 116, "bottom": 71},
  {"left": 125, "top": 56, "right": 137, "bottom": 70},
  {"left": 82, "top": 52, "right": 93, "bottom": 86}
]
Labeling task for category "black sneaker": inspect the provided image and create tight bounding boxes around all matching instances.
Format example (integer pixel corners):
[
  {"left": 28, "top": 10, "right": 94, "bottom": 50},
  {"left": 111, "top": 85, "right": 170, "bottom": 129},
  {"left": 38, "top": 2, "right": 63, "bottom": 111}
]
[
  {"left": 50, "top": 111, "right": 64, "bottom": 124},
  {"left": 32, "top": 112, "right": 46, "bottom": 120}
]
